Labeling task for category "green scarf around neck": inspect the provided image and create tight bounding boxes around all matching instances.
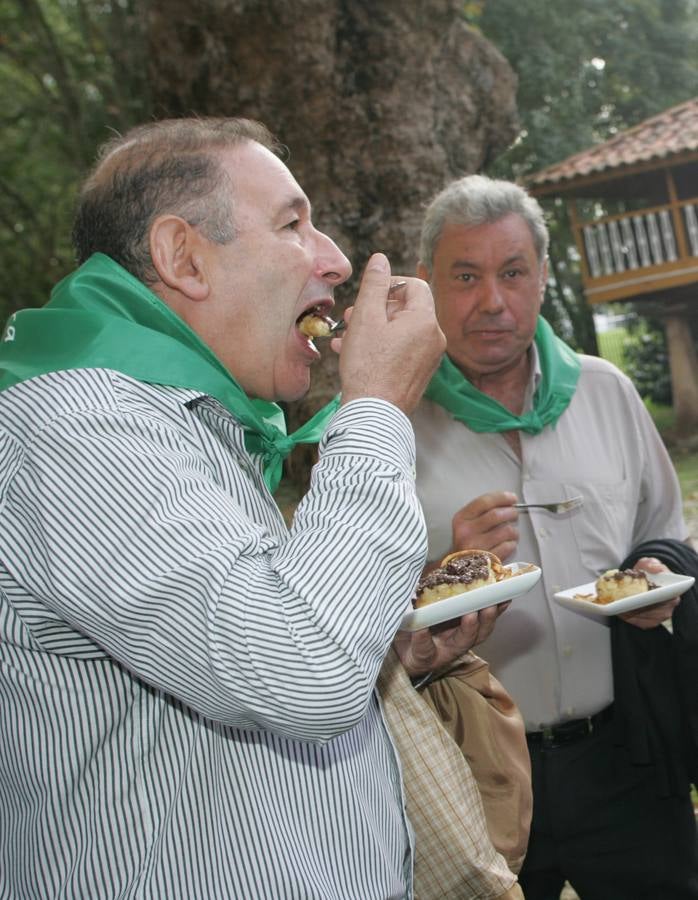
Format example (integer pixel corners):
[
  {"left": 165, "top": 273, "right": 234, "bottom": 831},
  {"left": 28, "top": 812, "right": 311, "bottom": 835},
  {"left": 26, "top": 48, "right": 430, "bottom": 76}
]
[
  {"left": 425, "top": 317, "right": 581, "bottom": 434},
  {"left": 0, "top": 253, "right": 339, "bottom": 492}
]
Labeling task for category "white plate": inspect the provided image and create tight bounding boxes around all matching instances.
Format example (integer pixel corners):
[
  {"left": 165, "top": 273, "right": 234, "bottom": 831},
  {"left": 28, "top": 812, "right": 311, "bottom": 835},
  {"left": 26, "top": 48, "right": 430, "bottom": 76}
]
[
  {"left": 399, "top": 562, "right": 541, "bottom": 632},
  {"left": 553, "top": 571, "right": 695, "bottom": 617}
]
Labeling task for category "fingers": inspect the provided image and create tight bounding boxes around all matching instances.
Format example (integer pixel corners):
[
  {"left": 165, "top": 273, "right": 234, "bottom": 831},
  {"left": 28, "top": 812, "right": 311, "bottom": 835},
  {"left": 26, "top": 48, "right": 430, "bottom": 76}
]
[
  {"left": 352, "top": 253, "right": 393, "bottom": 320},
  {"left": 451, "top": 491, "right": 519, "bottom": 561},
  {"left": 619, "top": 596, "right": 680, "bottom": 629},
  {"left": 337, "top": 254, "right": 445, "bottom": 414},
  {"left": 632, "top": 556, "right": 669, "bottom": 575},
  {"left": 351, "top": 256, "right": 431, "bottom": 322},
  {"left": 394, "top": 602, "right": 511, "bottom": 677},
  {"left": 616, "top": 557, "right": 674, "bottom": 629},
  {"left": 392, "top": 627, "right": 438, "bottom": 675}
]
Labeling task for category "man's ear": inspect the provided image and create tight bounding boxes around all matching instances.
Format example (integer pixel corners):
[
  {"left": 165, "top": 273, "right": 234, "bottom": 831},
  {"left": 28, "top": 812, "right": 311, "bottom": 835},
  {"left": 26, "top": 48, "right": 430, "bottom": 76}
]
[
  {"left": 149, "top": 215, "right": 210, "bottom": 301},
  {"left": 416, "top": 261, "right": 430, "bottom": 283}
]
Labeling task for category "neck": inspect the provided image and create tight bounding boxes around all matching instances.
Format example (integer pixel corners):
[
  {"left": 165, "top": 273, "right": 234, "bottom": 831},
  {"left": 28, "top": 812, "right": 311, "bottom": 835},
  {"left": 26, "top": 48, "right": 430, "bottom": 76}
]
[{"left": 461, "top": 350, "right": 532, "bottom": 416}]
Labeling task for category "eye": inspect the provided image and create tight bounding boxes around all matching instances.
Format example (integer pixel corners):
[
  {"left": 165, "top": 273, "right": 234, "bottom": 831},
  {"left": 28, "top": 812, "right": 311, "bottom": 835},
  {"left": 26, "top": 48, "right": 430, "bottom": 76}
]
[
  {"left": 455, "top": 273, "right": 474, "bottom": 283},
  {"left": 503, "top": 268, "right": 523, "bottom": 279},
  {"left": 283, "top": 217, "right": 300, "bottom": 231}
]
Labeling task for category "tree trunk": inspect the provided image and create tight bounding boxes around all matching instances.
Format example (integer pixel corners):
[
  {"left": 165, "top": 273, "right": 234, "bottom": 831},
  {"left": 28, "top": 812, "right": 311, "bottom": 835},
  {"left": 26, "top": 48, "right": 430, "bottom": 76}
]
[
  {"left": 664, "top": 313, "right": 698, "bottom": 438},
  {"left": 146, "top": 0, "right": 518, "bottom": 488}
]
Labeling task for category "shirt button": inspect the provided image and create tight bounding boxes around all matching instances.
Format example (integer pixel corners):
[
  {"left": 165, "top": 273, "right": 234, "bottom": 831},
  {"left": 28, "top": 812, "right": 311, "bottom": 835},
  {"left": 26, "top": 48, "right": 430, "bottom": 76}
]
[
  {"left": 566, "top": 707, "right": 575, "bottom": 716},
  {"left": 538, "top": 527, "right": 548, "bottom": 538},
  {"left": 562, "top": 644, "right": 572, "bottom": 657}
]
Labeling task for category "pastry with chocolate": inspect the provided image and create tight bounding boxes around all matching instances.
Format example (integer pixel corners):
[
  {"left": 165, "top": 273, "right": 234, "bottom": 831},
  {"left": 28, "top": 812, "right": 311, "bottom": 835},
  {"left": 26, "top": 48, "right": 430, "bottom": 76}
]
[
  {"left": 414, "top": 549, "right": 505, "bottom": 608},
  {"left": 595, "top": 568, "right": 651, "bottom": 604}
]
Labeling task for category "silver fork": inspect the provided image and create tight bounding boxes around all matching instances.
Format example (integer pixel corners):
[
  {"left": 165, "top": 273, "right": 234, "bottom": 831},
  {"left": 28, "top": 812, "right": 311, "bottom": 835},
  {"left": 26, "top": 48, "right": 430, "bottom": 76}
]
[
  {"left": 514, "top": 495, "right": 584, "bottom": 514},
  {"left": 327, "top": 281, "right": 408, "bottom": 334}
]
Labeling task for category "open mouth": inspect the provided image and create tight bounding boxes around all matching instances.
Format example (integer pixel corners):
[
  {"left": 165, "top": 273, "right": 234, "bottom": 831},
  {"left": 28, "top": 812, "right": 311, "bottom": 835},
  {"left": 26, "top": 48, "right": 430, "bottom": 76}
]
[{"left": 296, "top": 306, "right": 337, "bottom": 338}]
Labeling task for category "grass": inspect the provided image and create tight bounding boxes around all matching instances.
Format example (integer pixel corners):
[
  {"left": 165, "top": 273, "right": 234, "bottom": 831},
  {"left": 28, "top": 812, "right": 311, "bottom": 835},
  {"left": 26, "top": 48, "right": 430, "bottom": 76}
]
[
  {"left": 673, "top": 450, "right": 698, "bottom": 499},
  {"left": 644, "top": 397, "right": 676, "bottom": 435},
  {"left": 646, "top": 401, "right": 698, "bottom": 496},
  {"left": 595, "top": 334, "right": 698, "bottom": 507},
  {"left": 596, "top": 326, "right": 627, "bottom": 370},
  {"left": 644, "top": 401, "right": 698, "bottom": 549}
]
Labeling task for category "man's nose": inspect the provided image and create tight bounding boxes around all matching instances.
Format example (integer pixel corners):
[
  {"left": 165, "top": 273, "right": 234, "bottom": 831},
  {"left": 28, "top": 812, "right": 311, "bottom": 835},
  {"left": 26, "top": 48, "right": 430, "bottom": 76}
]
[
  {"left": 316, "top": 232, "right": 352, "bottom": 285},
  {"left": 478, "top": 277, "right": 504, "bottom": 312}
]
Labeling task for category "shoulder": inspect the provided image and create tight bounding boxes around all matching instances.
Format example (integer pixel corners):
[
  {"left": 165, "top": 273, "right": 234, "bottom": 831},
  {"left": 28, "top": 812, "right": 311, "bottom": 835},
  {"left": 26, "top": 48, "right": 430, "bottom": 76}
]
[
  {"left": 577, "top": 353, "right": 628, "bottom": 380},
  {"left": 0, "top": 369, "right": 201, "bottom": 445},
  {"left": 575, "top": 354, "right": 642, "bottom": 401}
]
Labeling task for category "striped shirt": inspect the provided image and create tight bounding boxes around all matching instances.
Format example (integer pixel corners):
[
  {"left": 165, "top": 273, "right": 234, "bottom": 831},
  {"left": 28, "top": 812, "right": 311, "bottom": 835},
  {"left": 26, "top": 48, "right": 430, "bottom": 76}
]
[{"left": 0, "top": 368, "right": 427, "bottom": 899}]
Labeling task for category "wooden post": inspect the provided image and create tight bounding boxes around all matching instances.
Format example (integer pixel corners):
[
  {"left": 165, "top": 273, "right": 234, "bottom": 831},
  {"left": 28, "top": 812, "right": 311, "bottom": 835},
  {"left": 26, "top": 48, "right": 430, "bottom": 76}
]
[
  {"left": 567, "top": 199, "right": 591, "bottom": 282},
  {"left": 664, "top": 310, "right": 698, "bottom": 437},
  {"left": 665, "top": 169, "right": 690, "bottom": 260}
]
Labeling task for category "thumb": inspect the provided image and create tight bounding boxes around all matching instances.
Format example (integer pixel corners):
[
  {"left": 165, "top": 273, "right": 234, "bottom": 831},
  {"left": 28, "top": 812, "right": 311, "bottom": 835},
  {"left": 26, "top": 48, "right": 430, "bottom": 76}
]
[{"left": 354, "top": 253, "right": 392, "bottom": 318}]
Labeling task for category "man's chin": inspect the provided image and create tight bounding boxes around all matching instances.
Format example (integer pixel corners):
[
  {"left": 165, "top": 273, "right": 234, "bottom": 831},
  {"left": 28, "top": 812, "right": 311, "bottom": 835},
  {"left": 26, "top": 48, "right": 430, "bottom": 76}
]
[{"left": 275, "top": 373, "right": 312, "bottom": 404}]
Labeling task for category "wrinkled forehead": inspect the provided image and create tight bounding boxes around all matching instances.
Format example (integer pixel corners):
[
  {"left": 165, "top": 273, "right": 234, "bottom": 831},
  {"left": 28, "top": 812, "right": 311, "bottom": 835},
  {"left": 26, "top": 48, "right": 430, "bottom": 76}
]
[
  {"left": 221, "top": 140, "right": 310, "bottom": 222},
  {"left": 435, "top": 215, "right": 539, "bottom": 265}
]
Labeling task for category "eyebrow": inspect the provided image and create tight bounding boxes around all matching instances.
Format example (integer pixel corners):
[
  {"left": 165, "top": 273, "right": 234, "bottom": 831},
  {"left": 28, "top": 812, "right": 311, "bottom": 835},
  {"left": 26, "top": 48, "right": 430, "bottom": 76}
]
[
  {"left": 279, "top": 193, "right": 311, "bottom": 218},
  {"left": 450, "top": 253, "right": 528, "bottom": 271}
]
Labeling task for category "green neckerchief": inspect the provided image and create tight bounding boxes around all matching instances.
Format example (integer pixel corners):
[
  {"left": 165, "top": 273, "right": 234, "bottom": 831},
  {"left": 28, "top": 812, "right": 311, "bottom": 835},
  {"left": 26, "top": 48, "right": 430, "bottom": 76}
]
[
  {"left": 425, "top": 316, "right": 581, "bottom": 434},
  {"left": 0, "top": 253, "right": 339, "bottom": 491}
]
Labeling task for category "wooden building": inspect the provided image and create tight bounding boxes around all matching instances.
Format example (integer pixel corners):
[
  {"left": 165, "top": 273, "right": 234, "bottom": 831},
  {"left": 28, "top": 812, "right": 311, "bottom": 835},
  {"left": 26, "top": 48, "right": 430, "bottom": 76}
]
[{"left": 527, "top": 96, "right": 698, "bottom": 436}]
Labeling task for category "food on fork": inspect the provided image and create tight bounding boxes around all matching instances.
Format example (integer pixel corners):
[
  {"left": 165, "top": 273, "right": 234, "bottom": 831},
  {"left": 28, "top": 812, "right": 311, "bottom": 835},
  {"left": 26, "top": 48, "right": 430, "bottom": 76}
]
[
  {"left": 414, "top": 549, "right": 511, "bottom": 608},
  {"left": 297, "top": 308, "right": 337, "bottom": 337},
  {"left": 594, "top": 568, "right": 651, "bottom": 604}
]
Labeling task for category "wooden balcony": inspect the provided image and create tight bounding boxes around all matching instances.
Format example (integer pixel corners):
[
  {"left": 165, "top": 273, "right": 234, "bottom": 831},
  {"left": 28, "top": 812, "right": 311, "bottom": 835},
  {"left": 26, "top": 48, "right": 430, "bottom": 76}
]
[{"left": 573, "top": 197, "right": 698, "bottom": 305}]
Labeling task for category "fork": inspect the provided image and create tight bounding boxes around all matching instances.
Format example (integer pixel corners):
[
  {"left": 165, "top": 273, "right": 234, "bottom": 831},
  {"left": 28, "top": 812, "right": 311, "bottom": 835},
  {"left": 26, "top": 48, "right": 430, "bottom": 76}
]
[
  {"left": 514, "top": 495, "right": 584, "bottom": 514},
  {"left": 327, "top": 281, "right": 408, "bottom": 334}
]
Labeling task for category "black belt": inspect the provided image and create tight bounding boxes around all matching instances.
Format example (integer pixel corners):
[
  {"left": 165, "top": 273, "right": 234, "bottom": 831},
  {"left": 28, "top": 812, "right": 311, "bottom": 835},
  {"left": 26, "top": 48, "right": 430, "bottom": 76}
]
[{"left": 527, "top": 704, "right": 614, "bottom": 748}]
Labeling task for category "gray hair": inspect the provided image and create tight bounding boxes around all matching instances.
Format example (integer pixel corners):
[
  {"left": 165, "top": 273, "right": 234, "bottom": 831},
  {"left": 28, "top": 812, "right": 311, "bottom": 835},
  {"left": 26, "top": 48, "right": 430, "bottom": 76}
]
[
  {"left": 72, "top": 117, "right": 282, "bottom": 284},
  {"left": 418, "top": 174, "right": 549, "bottom": 274}
]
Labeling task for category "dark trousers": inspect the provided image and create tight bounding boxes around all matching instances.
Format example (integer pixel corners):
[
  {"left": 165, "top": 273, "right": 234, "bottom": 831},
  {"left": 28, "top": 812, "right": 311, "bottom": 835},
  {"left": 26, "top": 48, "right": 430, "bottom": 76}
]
[{"left": 519, "top": 714, "right": 698, "bottom": 900}]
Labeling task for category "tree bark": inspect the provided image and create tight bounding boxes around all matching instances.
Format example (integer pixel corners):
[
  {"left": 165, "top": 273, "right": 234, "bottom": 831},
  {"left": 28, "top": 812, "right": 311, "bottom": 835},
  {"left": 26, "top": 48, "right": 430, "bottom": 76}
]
[
  {"left": 146, "top": 0, "right": 518, "bottom": 487},
  {"left": 664, "top": 313, "right": 698, "bottom": 438}
]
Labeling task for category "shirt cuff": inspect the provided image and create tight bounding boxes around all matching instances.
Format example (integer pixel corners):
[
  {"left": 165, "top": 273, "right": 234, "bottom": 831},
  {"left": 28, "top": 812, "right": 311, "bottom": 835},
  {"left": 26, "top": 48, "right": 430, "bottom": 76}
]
[{"left": 319, "top": 398, "right": 416, "bottom": 478}]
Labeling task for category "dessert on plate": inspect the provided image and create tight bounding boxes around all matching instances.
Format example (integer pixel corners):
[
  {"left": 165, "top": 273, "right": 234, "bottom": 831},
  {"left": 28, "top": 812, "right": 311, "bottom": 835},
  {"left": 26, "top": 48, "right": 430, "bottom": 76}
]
[
  {"left": 414, "top": 549, "right": 510, "bottom": 609},
  {"left": 594, "top": 568, "right": 651, "bottom": 604}
]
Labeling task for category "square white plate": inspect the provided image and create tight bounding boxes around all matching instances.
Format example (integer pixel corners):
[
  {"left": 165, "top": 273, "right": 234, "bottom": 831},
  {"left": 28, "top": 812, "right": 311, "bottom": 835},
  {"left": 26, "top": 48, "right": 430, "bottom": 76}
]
[
  {"left": 553, "top": 571, "right": 695, "bottom": 617},
  {"left": 399, "top": 562, "right": 541, "bottom": 632}
]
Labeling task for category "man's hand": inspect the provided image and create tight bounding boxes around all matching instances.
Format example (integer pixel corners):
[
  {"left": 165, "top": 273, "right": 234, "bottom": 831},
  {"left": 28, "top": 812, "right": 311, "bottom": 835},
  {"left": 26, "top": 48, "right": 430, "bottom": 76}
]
[
  {"left": 393, "top": 601, "right": 510, "bottom": 677},
  {"left": 450, "top": 491, "right": 520, "bottom": 563},
  {"left": 335, "top": 253, "right": 446, "bottom": 415},
  {"left": 618, "top": 556, "right": 681, "bottom": 629}
]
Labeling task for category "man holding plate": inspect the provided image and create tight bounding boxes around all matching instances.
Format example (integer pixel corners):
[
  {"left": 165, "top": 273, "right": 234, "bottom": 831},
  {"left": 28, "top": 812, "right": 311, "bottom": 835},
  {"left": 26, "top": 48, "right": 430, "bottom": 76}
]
[{"left": 410, "top": 173, "right": 698, "bottom": 900}]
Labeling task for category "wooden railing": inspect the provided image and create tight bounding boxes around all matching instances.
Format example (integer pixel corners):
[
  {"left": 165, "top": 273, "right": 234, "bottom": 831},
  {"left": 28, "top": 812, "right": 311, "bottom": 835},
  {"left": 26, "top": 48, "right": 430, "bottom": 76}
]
[{"left": 574, "top": 198, "right": 698, "bottom": 303}]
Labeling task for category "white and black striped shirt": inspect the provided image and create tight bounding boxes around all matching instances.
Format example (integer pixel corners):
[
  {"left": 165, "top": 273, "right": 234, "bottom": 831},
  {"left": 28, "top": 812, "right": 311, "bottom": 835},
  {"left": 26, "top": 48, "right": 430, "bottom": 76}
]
[{"left": 0, "top": 368, "right": 426, "bottom": 899}]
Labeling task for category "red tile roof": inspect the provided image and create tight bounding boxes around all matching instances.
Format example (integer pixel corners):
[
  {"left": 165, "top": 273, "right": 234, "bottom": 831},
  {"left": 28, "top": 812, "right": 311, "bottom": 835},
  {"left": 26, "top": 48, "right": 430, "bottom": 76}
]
[{"left": 527, "top": 96, "right": 698, "bottom": 191}]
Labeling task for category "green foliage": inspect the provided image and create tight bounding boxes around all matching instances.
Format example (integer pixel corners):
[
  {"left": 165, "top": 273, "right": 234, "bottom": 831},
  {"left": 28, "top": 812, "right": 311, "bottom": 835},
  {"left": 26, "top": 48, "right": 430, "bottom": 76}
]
[
  {"left": 471, "top": 0, "right": 698, "bottom": 177},
  {"left": 468, "top": 0, "right": 698, "bottom": 353},
  {"left": 596, "top": 326, "right": 627, "bottom": 370},
  {"left": 645, "top": 397, "right": 676, "bottom": 436},
  {"left": 623, "top": 321, "right": 673, "bottom": 405},
  {"left": 0, "top": 0, "right": 151, "bottom": 323}
]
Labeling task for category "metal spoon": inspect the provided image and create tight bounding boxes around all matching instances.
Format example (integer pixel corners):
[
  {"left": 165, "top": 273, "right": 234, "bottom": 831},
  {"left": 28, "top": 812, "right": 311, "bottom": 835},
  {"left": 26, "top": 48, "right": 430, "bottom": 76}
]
[{"left": 514, "top": 496, "right": 584, "bottom": 514}]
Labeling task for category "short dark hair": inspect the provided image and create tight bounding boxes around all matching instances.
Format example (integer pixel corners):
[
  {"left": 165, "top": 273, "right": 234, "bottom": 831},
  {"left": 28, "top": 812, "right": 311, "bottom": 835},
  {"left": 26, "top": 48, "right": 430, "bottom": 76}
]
[{"left": 72, "top": 117, "right": 281, "bottom": 283}]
